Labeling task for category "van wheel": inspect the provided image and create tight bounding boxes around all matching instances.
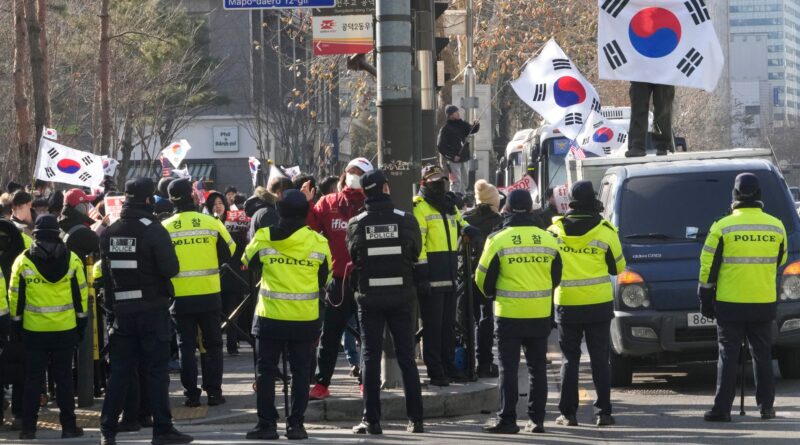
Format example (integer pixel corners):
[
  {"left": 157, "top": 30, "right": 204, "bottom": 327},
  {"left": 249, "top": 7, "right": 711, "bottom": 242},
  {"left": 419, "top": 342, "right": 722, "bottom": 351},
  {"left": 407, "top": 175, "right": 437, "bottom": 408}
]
[
  {"left": 610, "top": 352, "right": 633, "bottom": 387},
  {"left": 778, "top": 348, "right": 800, "bottom": 379}
]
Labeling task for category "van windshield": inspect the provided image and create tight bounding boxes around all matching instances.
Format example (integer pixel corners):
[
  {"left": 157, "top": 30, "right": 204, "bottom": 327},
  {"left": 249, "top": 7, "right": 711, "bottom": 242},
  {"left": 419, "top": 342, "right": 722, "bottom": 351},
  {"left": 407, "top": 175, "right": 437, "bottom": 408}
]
[{"left": 618, "top": 170, "right": 795, "bottom": 242}]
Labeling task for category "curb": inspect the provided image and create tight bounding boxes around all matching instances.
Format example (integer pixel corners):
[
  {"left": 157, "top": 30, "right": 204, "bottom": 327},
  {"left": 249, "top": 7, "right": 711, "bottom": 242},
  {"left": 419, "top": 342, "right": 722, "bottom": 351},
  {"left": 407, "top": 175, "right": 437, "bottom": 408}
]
[{"left": 179, "top": 379, "right": 497, "bottom": 425}]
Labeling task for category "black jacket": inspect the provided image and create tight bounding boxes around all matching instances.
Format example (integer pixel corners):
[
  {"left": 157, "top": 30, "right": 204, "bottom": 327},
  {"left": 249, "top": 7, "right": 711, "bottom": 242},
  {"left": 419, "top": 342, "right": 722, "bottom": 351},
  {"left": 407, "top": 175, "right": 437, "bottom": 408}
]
[
  {"left": 437, "top": 119, "right": 479, "bottom": 161},
  {"left": 346, "top": 195, "right": 423, "bottom": 309},
  {"left": 100, "top": 205, "right": 180, "bottom": 316},
  {"left": 535, "top": 204, "right": 559, "bottom": 230},
  {"left": 462, "top": 204, "right": 503, "bottom": 298},
  {"left": 59, "top": 207, "right": 100, "bottom": 259}
]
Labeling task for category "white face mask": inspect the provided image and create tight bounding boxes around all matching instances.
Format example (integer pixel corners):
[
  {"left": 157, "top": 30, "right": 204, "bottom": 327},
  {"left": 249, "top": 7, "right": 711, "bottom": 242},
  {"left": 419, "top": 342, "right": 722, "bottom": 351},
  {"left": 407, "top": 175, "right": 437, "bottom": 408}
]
[{"left": 345, "top": 173, "right": 362, "bottom": 190}]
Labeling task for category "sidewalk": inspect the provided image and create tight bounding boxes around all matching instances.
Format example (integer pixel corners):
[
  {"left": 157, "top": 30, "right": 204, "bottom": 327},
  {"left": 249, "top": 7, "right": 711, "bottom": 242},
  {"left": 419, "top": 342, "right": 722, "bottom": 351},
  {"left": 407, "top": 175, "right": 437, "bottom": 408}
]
[{"left": 7, "top": 343, "right": 498, "bottom": 430}]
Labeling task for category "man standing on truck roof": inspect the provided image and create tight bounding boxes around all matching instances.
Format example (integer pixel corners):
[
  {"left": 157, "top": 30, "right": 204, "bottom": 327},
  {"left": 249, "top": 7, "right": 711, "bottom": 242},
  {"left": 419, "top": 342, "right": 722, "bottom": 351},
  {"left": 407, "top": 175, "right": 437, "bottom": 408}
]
[
  {"left": 548, "top": 181, "right": 626, "bottom": 427},
  {"left": 699, "top": 173, "right": 786, "bottom": 422},
  {"left": 625, "top": 82, "right": 674, "bottom": 158},
  {"left": 438, "top": 105, "right": 480, "bottom": 195}
]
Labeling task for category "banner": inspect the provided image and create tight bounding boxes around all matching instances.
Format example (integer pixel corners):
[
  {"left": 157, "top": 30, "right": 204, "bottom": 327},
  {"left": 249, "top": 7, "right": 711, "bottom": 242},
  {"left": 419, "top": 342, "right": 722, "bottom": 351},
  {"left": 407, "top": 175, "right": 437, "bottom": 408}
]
[
  {"left": 248, "top": 157, "right": 261, "bottom": 187},
  {"left": 160, "top": 156, "right": 172, "bottom": 178},
  {"left": 225, "top": 209, "right": 251, "bottom": 236},
  {"left": 161, "top": 139, "right": 192, "bottom": 169},
  {"left": 34, "top": 138, "right": 105, "bottom": 188},
  {"left": 553, "top": 184, "right": 572, "bottom": 214},
  {"left": 104, "top": 195, "right": 126, "bottom": 224},
  {"left": 283, "top": 166, "right": 301, "bottom": 179},
  {"left": 101, "top": 157, "right": 119, "bottom": 177},
  {"left": 597, "top": 0, "right": 724, "bottom": 92},
  {"left": 511, "top": 39, "right": 601, "bottom": 140},
  {"left": 571, "top": 110, "right": 629, "bottom": 158},
  {"left": 313, "top": 14, "right": 374, "bottom": 55}
]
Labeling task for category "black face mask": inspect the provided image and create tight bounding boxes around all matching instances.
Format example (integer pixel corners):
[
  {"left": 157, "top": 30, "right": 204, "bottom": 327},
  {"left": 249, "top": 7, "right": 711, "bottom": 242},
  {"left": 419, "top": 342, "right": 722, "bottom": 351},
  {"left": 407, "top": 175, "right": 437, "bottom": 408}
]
[{"left": 426, "top": 181, "right": 447, "bottom": 195}]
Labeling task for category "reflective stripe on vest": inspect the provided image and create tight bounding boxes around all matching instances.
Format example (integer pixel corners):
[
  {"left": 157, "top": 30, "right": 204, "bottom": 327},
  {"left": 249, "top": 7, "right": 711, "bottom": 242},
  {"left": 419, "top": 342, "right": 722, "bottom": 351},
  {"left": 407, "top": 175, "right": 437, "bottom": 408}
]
[
  {"left": 369, "top": 277, "right": 404, "bottom": 287},
  {"left": 720, "top": 224, "right": 783, "bottom": 235},
  {"left": 498, "top": 246, "right": 559, "bottom": 257},
  {"left": 26, "top": 303, "right": 73, "bottom": 313},
  {"left": 115, "top": 290, "right": 143, "bottom": 301},
  {"left": 259, "top": 289, "right": 317, "bottom": 301},
  {"left": 175, "top": 268, "right": 218, "bottom": 278},
  {"left": 170, "top": 229, "right": 217, "bottom": 238},
  {"left": 722, "top": 256, "right": 777, "bottom": 264},
  {"left": 368, "top": 246, "right": 402, "bottom": 256},
  {"left": 560, "top": 276, "right": 611, "bottom": 287},
  {"left": 110, "top": 260, "right": 138, "bottom": 269},
  {"left": 496, "top": 289, "right": 550, "bottom": 299}
]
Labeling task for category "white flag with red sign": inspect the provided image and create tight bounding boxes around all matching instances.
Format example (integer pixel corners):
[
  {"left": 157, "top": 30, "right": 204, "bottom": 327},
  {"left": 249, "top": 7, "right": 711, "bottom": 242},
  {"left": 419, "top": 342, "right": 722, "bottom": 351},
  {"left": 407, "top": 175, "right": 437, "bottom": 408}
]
[{"left": 161, "top": 139, "right": 192, "bottom": 169}]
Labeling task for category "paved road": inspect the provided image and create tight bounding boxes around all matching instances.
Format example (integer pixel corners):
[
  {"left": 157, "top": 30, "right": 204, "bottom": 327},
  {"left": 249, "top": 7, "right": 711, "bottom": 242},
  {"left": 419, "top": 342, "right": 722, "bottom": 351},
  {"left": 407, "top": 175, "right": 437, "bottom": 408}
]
[{"left": 6, "top": 346, "right": 799, "bottom": 445}]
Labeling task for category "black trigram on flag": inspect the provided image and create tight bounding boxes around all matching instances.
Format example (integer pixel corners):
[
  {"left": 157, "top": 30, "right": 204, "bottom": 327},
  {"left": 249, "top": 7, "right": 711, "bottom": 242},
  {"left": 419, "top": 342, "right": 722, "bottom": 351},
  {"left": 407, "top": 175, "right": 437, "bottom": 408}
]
[
  {"left": 565, "top": 113, "right": 583, "bottom": 126},
  {"left": 603, "top": 40, "right": 627, "bottom": 70},
  {"left": 617, "top": 133, "right": 627, "bottom": 144},
  {"left": 685, "top": 0, "right": 710, "bottom": 25},
  {"left": 81, "top": 156, "right": 94, "bottom": 165},
  {"left": 600, "top": 0, "right": 629, "bottom": 18},
  {"left": 582, "top": 137, "right": 591, "bottom": 145},
  {"left": 532, "top": 83, "right": 547, "bottom": 101},
  {"left": 44, "top": 167, "right": 55, "bottom": 178},
  {"left": 603, "top": 147, "right": 613, "bottom": 155},
  {"left": 552, "top": 58, "right": 571, "bottom": 71},
  {"left": 590, "top": 98, "right": 601, "bottom": 113},
  {"left": 79, "top": 172, "right": 92, "bottom": 182},
  {"left": 593, "top": 119, "right": 604, "bottom": 129},
  {"left": 47, "top": 147, "right": 59, "bottom": 159},
  {"left": 677, "top": 48, "right": 704, "bottom": 77}
]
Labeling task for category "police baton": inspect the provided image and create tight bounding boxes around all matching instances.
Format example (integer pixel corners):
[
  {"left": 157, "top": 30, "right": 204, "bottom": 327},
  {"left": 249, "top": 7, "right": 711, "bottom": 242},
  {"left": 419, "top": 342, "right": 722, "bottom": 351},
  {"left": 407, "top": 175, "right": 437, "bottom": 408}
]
[
  {"left": 461, "top": 233, "right": 477, "bottom": 382},
  {"left": 739, "top": 339, "right": 748, "bottom": 416}
]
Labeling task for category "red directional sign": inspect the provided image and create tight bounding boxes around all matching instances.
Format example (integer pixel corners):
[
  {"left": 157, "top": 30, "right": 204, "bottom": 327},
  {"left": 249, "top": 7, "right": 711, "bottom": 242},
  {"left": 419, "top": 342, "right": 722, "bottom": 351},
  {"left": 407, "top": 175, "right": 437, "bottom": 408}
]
[{"left": 313, "top": 14, "right": 373, "bottom": 56}]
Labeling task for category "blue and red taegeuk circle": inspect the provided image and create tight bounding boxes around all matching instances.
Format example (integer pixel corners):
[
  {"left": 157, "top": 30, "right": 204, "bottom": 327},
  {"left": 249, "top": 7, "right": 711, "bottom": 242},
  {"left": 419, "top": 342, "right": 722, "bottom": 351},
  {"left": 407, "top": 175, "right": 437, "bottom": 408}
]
[
  {"left": 553, "top": 76, "right": 587, "bottom": 108},
  {"left": 628, "top": 7, "right": 682, "bottom": 58},
  {"left": 57, "top": 158, "right": 81, "bottom": 174},
  {"left": 592, "top": 127, "right": 615, "bottom": 143}
]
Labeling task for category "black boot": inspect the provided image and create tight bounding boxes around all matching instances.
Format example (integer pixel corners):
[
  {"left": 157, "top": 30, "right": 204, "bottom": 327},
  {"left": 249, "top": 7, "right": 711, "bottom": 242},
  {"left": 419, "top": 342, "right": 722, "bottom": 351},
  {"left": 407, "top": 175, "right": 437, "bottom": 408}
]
[
  {"left": 352, "top": 421, "right": 382, "bottom": 435},
  {"left": 524, "top": 421, "right": 545, "bottom": 433},
  {"left": 151, "top": 427, "right": 194, "bottom": 445},
  {"left": 595, "top": 414, "right": 615, "bottom": 426},
  {"left": 703, "top": 411, "right": 732, "bottom": 422},
  {"left": 286, "top": 424, "right": 308, "bottom": 440},
  {"left": 624, "top": 149, "right": 647, "bottom": 158},
  {"left": 117, "top": 419, "right": 142, "bottom": 432},
  {"left": 761, "top": 408, "right": 777, "bottom": 420},
  {"left": 207, "top": 395, "right": 226, "bottom": 406},
  {"left": 482, "top": 421, "right": 519, "bottom": 434},
  {"left": 62, "top": 426, "right": 84, "bottom": 438},
  {"left": 407, "top": 420, "right": 424, "bottom": 433},
  {"left": 246, "top": 425, "right": 279, "bottom": 440}
]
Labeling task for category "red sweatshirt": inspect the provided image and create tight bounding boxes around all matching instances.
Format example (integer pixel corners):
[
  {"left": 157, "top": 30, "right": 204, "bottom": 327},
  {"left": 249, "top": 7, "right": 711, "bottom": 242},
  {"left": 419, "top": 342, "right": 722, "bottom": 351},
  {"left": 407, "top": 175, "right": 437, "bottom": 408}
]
[{"left": 307, "top": 187, "right": 365, "bottom": 278}]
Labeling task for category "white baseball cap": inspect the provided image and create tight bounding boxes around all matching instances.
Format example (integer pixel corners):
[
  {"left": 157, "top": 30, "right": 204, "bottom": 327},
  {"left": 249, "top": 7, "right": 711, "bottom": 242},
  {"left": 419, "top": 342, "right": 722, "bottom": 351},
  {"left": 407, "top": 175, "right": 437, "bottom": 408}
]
[{"left": 346, "top": 157, "right": 374, "bottom": 174}]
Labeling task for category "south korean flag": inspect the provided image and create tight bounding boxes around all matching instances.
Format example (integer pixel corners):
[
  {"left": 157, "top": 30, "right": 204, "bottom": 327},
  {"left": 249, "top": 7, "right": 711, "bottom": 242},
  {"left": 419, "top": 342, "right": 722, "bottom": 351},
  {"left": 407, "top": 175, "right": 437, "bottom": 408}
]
[
  {"left": 511, "top": 39, "right": 601, "bottom": 140},
  {"left": 572, "top": 110, "right": 630, "bottom": 159},
  {"left": 597, "top": 0, "right": 724, "bottom": 92}
]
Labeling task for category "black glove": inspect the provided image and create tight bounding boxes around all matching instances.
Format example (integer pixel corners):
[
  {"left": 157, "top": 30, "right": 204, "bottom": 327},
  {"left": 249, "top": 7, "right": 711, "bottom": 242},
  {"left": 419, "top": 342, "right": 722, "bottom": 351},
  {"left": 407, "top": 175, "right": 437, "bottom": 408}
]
[
  {"left": 11, "top": 320, "right": 22, "bottom": 342},
  {"left": 416, "top": 281, "right": 431, "bottom": 297},
  {"left": 698, "top": 285, "right": 716, "bottom": 320},
  {"left": 461, "top": 224, "right": 481, "bottom": 240},
  {"left": 76, "top": 317, "right": 88, "bottom": 342}
]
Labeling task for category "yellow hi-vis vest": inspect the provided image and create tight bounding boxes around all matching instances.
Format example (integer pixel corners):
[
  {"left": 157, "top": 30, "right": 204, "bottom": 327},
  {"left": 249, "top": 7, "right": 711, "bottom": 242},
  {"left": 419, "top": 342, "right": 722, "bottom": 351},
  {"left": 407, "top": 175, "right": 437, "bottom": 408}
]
[
  {"left": 699, "top": 207, "right": 786, "bottom": 304},
  {"left": 549, "top": 217, "right": 626, "bottom": 306},
  {"left": 162, "top": 211, "right": 235, "bottom": 298},
  {"left": 8, "top": 252, "right": 88, "bottom": 332},
  {"left": 475, "top": 225, "right": 558, "bottom": 319},
  {"left": 412, "top": 196, "right": 461, "bottom": 289},
  {"left": 243, "top": 226, "right": 331, "bottom": 322}
]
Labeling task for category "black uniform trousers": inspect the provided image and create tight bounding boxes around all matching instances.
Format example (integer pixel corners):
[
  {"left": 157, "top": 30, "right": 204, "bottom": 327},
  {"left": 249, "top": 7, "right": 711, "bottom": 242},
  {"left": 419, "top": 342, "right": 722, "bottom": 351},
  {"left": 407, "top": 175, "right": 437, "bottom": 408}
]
[
  {"left": 22, "top": 344, "right": 76, "bottom": 432},
  {"left": 0, "top": 341, "right": 25, "bottom": 423},
  {"left": 316, "top": 277, "right": 357, "bottom": 387},
  {"left": 358, "top": 302, "right": 423, "bottom": 423},
  {"left": 121, "top": 365, "right": 151, "bottom": 424},
  {"left": 254, "top": 336, "right": 315, "bottom": 428},
  {"left": 497, "top": 334, "right": 548, "bottom": 424},
  {"left": 713, "top": 320, "right": 774, "bottom": 414},
  {"left": 101, "top": 309, "right": 173, "bottom": 437},
  {"left": 558, "top": 321, "right": 612, "bottom": 416},
  {"left": 629, "top": 82, "right": 675, "bottom": 152},
  {"left": 174, "top": 310, "right": 224, "bottom": 399},
  {"left": 474, "top": 290, "right": 495, "bottom": 367},
  {"left": 419, "top": 290, "right": 458, "bottom": 379}
]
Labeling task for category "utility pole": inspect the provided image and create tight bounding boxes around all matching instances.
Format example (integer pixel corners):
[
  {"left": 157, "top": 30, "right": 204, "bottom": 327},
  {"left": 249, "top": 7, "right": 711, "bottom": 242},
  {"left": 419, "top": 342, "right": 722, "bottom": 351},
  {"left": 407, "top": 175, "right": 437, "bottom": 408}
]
[
  {"left": 414, "top": 0, "right": 436, "bottom": 163},
  {"left": 463, "top": 0, "right": 477, "bottom": 185},
  {"left": 377, "top": 0, "right": 414, "bottom": 388}
]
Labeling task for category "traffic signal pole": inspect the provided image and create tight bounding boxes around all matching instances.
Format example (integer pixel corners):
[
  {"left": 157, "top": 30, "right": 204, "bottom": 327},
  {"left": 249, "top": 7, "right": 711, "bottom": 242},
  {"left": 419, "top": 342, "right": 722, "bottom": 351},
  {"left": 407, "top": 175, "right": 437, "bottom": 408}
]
[{"left": 377, "top": 0, "right": 414, "bottom": 389}]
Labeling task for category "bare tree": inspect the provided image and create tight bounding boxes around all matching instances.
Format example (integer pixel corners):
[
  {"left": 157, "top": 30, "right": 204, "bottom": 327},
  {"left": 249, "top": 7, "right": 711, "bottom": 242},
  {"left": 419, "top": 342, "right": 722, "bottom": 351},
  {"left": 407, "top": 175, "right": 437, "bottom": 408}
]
[
  {"left": 13, "top": 0, "right": 32, "bottom": 177},
  {"left": 25, "top": 0, "right": 50, "bottom": 143},
  {"left": 98, "top": 0, "right": 111, "bottom": 156}
]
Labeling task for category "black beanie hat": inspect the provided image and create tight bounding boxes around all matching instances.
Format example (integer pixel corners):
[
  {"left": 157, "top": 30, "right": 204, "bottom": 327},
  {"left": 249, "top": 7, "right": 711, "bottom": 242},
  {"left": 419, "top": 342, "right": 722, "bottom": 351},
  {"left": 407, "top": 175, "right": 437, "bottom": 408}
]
[
  {"left": 569, "top": 180, "right": 602, "bottom": 212},
  {"left": 157, "top": 177, "right": 175, "bottom": 198},
  {"left": 277, "top": 189, "right": 309, "bottom": 219},
  {"left": 33, "top": 214, "right": 61, "bottom": 241},
  {"left": 506, "top": 189, "right": 533, "bottom": 213},
  {"left": 168, "top": 179, "right": 193, "bottom": 204},
  {"left": 733, "top": 173, "right": 761, "bottom": 203},
  {"left": 125, "top": 177, "right": 155, "bottom": 204}
]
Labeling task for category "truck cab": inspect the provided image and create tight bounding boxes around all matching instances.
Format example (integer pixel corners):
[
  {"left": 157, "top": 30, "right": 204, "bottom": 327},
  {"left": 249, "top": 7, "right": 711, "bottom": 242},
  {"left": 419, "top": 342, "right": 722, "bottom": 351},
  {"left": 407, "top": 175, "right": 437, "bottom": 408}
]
[{"left": 597, "top": 158, "right": 800, "bottom": 386}]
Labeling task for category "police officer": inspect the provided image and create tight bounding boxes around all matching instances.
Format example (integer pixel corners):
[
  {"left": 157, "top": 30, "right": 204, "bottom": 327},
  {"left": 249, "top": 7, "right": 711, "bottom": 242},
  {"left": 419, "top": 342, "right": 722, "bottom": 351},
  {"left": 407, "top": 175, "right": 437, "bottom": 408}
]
[
  {"left": 548, "top": 181, "right": 625, "bottom": 427},
  {"left": 700, "top": 173, "right": 786, "bottom": 422},
  {"left": 8, "top": 215, "right": 87, "bottom": 440},
  {"left": 476, "top": 190, "right": 562, "bottom": 434},
  {"left": 346, "top": 169, "right": 425, "bottom": 435},
  {"left": 163, "top": 179, "right": 235, "bottom": 407},
  {"left": 98, "top": 178, "right": 193, "bottom": 445},
  {"left": 414, "top": 165, "right": 464, "bottom": 385},
  {"left": 242, "top": 190, "right": 331, "bottom": 440}
]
